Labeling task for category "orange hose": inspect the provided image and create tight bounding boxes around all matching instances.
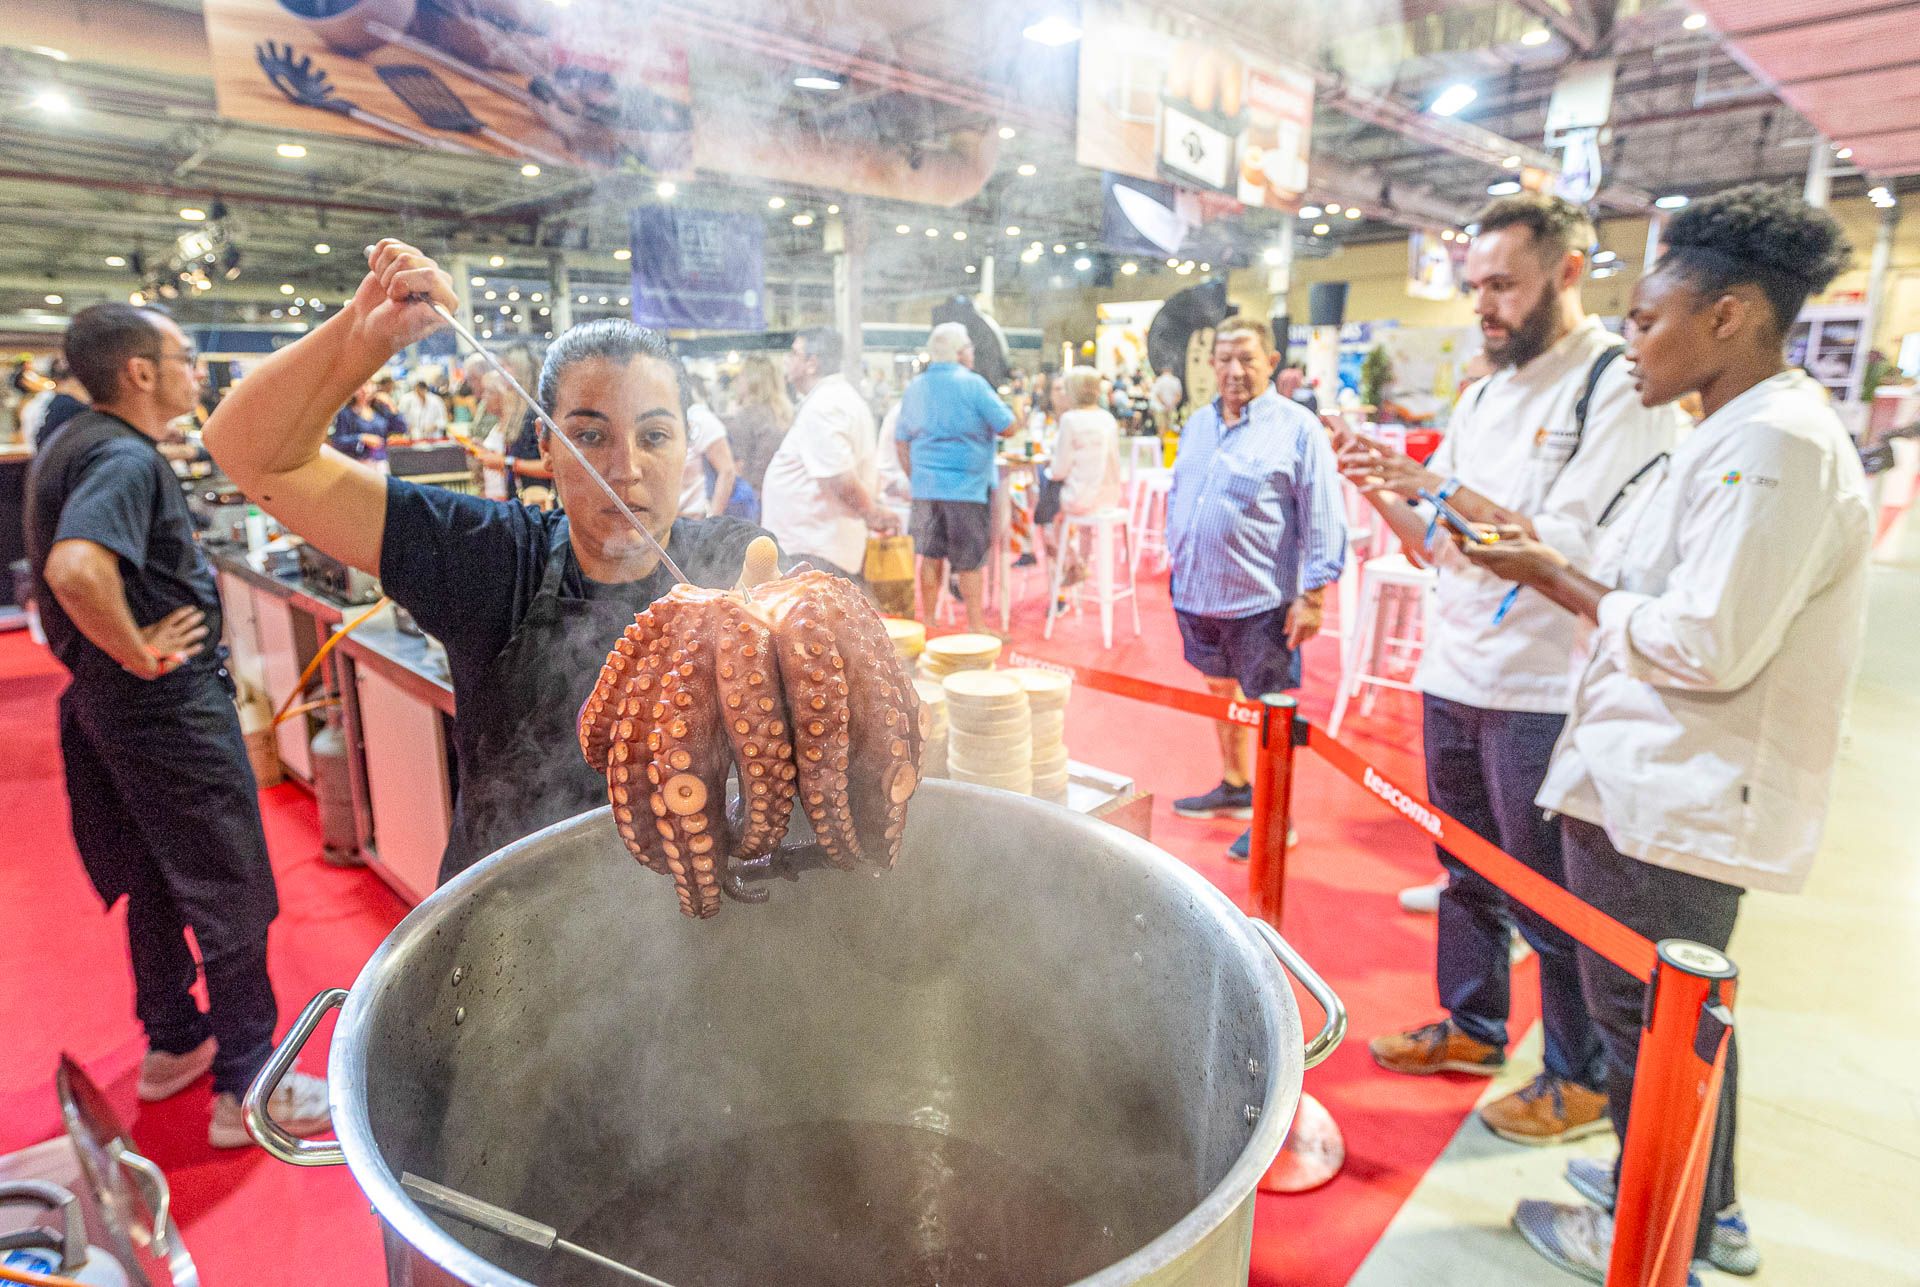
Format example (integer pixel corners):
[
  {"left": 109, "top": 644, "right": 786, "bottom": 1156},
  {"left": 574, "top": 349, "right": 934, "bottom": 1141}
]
[
  {"left": 0, "top": 1264, "right": 96, "bottom": 1287},
  {"left": 272, "top": 696, "right": 341, "bottom": 728},
  {"left": 271, "top": 595, "right": 391, "bottom": 727}
]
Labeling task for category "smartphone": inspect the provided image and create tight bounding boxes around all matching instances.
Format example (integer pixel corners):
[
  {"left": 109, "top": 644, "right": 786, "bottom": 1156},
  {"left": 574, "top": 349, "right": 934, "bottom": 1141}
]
[{"left": 1416, "top": 488, "right": 1498, "bottom": 545}]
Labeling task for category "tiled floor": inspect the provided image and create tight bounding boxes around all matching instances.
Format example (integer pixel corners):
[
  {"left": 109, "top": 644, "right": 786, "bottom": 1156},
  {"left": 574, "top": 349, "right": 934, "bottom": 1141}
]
[{"left": 1348, "top": 509, "right": 1920, "bottom": 1286}]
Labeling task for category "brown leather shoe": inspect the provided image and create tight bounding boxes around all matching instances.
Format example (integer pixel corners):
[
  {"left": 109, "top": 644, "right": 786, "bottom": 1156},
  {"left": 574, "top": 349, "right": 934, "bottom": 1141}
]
[
  {"left": 1369, "top": 1019, "right": 1505, "bottom": 1076},
  {"left": 1480, "top": 1072, "right": 1611, "bottom": 1146}
]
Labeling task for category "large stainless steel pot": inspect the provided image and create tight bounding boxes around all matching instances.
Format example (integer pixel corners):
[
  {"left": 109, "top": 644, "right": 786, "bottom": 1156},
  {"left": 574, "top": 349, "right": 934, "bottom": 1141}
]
[{"left": 248, "top": 781, "right": 1342, "bottom": 1287}]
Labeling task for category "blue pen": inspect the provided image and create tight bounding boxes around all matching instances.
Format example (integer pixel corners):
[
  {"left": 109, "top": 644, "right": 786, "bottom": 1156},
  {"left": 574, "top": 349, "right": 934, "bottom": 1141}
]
[{"left": 1493, "top": 584, "right": 1521, "bottom": 624}]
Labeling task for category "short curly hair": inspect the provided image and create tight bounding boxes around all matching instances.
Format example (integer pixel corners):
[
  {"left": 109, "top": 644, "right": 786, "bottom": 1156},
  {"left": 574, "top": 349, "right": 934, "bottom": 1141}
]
[
  {"left": 1656, "top": 185, "right": 1852, "bottom": 330},
  {"left": 1474, "top": 193, "right": 1597, "bottom": 266}
]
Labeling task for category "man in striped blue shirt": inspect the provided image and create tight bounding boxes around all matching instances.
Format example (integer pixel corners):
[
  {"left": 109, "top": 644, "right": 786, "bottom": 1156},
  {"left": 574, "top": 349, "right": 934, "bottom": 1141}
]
[{"left": 1168, "top": 319, "right": 1347, "bottom": 859}]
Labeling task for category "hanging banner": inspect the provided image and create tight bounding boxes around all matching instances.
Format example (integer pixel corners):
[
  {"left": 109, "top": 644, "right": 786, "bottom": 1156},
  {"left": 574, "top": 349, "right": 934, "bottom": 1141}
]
[
  {"left": 1076, "top": 0, "right": 1313, "bottom": 207},
  {"left": 1407, "top": 230, "right": 1466, "bottom": 301},
  {"left": 629, "top": 207, "right": 764, "bottom": 332},
  {"left": 1096, "top": 300, "right": 1162, "bottom": 374},
  {"left": 200, "top": 0, "right": 692, "bottom": 173}
]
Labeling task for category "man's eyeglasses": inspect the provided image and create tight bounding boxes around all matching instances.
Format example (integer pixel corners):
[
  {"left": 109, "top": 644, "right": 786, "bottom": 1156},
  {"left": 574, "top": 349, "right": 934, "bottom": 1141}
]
[{"left": 139, "top": 348, "right": 199, "bottom": 368}]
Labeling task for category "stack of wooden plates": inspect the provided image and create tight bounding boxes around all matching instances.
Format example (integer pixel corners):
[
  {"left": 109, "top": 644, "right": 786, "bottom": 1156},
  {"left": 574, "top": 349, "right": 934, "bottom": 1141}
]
[
  {"left": 912, "top": 677, "right": 949, "bottom": 779},
  {"left": 883, "top": 617, "right": 926, "bottom": 666},
  {"left": 919, "top": 633, "right": 1001, "bottom": 681},
  {"left": 1015, "top": 669, "right": 1072, "bottom": 801},
  {"left": 940, "top": 670, "right": 1032, "bottom": 794}
]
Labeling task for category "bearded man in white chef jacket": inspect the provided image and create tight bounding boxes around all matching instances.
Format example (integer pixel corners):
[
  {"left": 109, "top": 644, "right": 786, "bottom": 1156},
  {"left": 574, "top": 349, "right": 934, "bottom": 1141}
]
[
  {"left": 1463, "top": 185, "right": 1867, "bottom": 1282},
  {"left": 1339, "top": 194, "right": 1688, "bottom": 1147}
]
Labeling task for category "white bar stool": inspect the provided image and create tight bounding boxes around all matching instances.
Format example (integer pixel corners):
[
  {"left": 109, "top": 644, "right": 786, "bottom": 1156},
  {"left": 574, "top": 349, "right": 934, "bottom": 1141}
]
[
  {"left": 1328, "top": 552, "right": 1435, "bottom": 738},
  {"left": 1125, "top": 435, "right": 1163, "bottom": 482},
  {"left": 1044, "top": 507, "right": 1142, "bottom": 649},
  {"left": 1127, "top": 467, "right": 1173, "bottom": 573}
]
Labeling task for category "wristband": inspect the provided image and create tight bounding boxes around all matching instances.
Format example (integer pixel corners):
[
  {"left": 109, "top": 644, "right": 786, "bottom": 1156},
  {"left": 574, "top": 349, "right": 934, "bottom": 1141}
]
[{"left": 1422, "top": 477, "right": 1465, "bottom": 545}]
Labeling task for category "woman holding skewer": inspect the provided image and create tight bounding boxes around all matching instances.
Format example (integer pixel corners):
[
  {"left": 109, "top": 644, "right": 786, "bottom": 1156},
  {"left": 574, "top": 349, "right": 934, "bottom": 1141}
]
[{"left": 204, "top": 240, "right": 770, "bottom": 885}]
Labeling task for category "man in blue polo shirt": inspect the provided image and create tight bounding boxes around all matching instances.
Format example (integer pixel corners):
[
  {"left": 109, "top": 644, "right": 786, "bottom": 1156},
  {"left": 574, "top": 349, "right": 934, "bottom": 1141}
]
[
  {"left": 1168, "top": 318, "right": 1347, "bottom": 858},
  {"left": 895, "top": 322, "right": 1015, "bottom": 632}
]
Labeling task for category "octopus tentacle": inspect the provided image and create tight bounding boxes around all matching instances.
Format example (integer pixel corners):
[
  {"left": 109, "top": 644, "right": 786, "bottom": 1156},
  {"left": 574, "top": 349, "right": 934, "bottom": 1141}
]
[
  {"left": 821, "top": 578, "right": 921, "bottom": 867},
  {"left": 710, "top": 598, "right": 798, "bottom": 859},
  {"left": 579, "top": 620, "right": 649, "bottom": 772},
  {"left": 648, "top": 602, "right": 734, "bottom": 919},
  {"left": 762, "top": 576, "right": 860, "bottom": 868}
]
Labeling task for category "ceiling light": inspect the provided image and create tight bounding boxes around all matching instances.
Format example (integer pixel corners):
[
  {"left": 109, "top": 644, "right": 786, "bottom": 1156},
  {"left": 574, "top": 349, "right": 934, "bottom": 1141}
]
[
  {"left": 481, "top": 328, "right": 492, "bottom": 338},
  {"left": 507, "top": 289, "right": 520, "bottom": 300},
  {"left": 1593, "top": 249, "right": 1618, "bottom": 264},
  {"left": 1345, "top": 207, "right": 1362, "bottom": 219},
  {"left": 1005, "top": 225, "right": 1021, "bottom": 237},
  {"left": 1176, "top": 262, "right": 1194, "bottom": 275},
  {"left": 1428, "top": 83, "right": 1478, "bottom": 117},
  {"left": 27, "top": 45, "right": 69, "bottom": 61},
  {"left": 1262, "top": 246, "right": 1285, "bottom": 264},
  {"left": 538, "top": 306, "right": 550, "bottom": 316},
  {"left": 768, "top": 196, "right": 786, "bottom": 209},
  {"left": 578, "top": 294, "right": 588, "bottom": 303},
  {"left": 1654, "top": 194, "right": 1689, "bottom": 209},
  {"left": 270, "top": 308, "right": 283, "bottom": 318},
  {"left": 44, "top": 294, "right": 62, "bottom": 305},
  {"left": 792, "top": 213, "right": 814, "bottom": 227},
  {"left": 926, "top": 228, "right": 940, "bottom": 237},
  {"left": 521, "top": 163, "right": 541, "bottom": 177},
  {"left": 531, "top": 292, "right": 542, "bottom": 301},
  {"left": 1502, "top": 155, "right": 1522, "bottom": 169},
  {"left": 1021, "top": 247, "right": 1042, "bottom": 263},
  {"left": 30, "top": 87, "right": 73, "bottom": 115},
  {"left": 129, "top": 292, "right": 144, "bottom": 306},
  {"left": 280, "top": 283, "right": 295, "bottom": 294},
  {"left": 287, "top": 305, "right": 302, "bottom": 315},
  {"left": 294, "top": 297, "right": 306, "bottom": 306},
  {"left": 1593, "top": 266, "right": 1618, "bottom": 278},
  {"left": 1313, "top": 222, "right": 1331, "bottom": 235},
  {"left": 953, "top": 230, "right": 967, "bottom": 240},
  {"left": 793, "top": 74, "right": 842, "bottom": 91},
  {"left": 1022, "top": 15, "right": 1082, "bottom": 45},
  {"left": 998, "top": 126, "right": 1017, "bottom": 140},
  {"left": 828, "top": 203, "right": 840, "bottom": 214},
  {"left": 1298, "top": 206, "right": 1322, "bottom": 219},
  {"left": 471, "top": 275, "right": 485, "bottom": 286},
  {"left": 1053, "top": 243, "right": 1066, "bottom": 254},
  {"left": 1074, "top": 256, "right": 1091, "bottom": 270},
  {"left": 896, "top": 224, "right": 911, "bottom": 234},
  {"left": 1520, "top": 28, "right": 1551, "bottom": 47},
  {"left": 1682, "top": 12, "right": 1707, "bottom": 30},
  {"left": 1836, "top": 147, "right": 1854, "bottom": 160},
  {"left": 498, "top": 305, "right": 510, "bottom": 315},
  {"left": 488, "top": 254, "right": 505, "bottom": 267},
  {"left": 655, "top": 180, "right": 677, "bottom": 199},
  {"left": 314, "top": 242, "right": 331, "bottom": 254},
  {"left": 1487, "top": 180, "right": 1523, "bottom": 196},
  {"left": 179, "top": 207, "right": 207, "bottom": 222},
  {"left": 104, "top": 255, "right": 126, "bottom": 267},
  {"left": 1075, "top": 240, "right": 1087, "bottom": 249},
  {"left": 1017, "top": 163, "right": 1038, "bottom": 177},
  {"left": 276, "top": 142, "right": 307, "bottom": 159},
  {"left": 1440, "top": 230, "right": 1455, "bottom": 242},
  {"left": 965, "top": 264, "right": 977, "bottom": 274},
  {"left": 1199, "top": 262, "right": 1211, "bottom": 271},
  {"left": 598, "top": 296, "right": 609, "bottom": 305},
  {"left": 1167, "top": 257, "right": 1180, "bottom": 267},
  {"left": 1325, "top": 203, "right": 1342, "bottom": 214},
  {"left": 1121, "top": 261, "right": 1139, "bottom": 275},
  {"left": 484, "top": 289, "right": 498, "bottom": 299},
  {"left": 613, "top": 248, "right": 632, "bottom": 260}
]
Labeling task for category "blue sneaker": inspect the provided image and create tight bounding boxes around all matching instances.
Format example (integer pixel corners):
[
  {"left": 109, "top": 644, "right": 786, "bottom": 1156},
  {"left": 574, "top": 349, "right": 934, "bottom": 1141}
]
[
  {"left": 1227, "top": 830, "right": 1250, "bottom": 861},
  {"left": 1173, "top": 780, "right": 1253, "bottom": 819},
  {"left": 1564, "top": 1157, "right": 1760, "bottom": 1277}
]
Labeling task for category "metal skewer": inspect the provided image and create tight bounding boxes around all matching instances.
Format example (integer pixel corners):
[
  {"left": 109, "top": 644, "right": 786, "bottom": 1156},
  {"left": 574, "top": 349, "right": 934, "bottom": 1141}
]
[
  {"left": 427, "top": 300, "right": 691, "bottom": 586},
  {"left": 401, "top": 1173, "right": 676, "bottom": 1287}
]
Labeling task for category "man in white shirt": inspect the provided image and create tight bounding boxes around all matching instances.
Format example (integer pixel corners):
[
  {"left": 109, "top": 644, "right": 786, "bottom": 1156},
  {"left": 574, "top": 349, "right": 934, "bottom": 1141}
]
[
  {"left": 1466, "top": 185, "right": 1862, "bottom": 1282},
  {"left": 1150, "top": 369, "right": 1182, "bottom": 432},
  {"left": 762, "top": 326, "right": 898, "bottom": 578},
  {"left": 678, "top": 377, "right": 737, "bottom": 519},
  {"left": 397, "top": 377, "right": 448, "bottom": 440},
  {"left": 1339, "top": 194, "right": 1688, "bottom": 1145}
]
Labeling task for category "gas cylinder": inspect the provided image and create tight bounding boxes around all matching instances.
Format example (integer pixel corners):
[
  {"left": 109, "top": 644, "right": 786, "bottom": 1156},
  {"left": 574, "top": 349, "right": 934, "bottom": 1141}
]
[
  {"left": 0, "top": 1181, "right": 130, "bottom": 1285},
  {"left": 310, "top": 707, "right": 362, "bottom": 867}
]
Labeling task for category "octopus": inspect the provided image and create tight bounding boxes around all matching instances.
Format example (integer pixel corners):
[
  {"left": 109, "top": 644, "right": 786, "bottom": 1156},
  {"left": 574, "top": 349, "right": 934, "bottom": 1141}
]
[{"left": 579, "top": 539, "right": 922, "bottom": 918}]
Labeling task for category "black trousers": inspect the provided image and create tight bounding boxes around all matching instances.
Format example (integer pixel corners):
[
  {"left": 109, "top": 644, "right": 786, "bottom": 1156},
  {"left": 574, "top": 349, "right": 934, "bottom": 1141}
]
[
  {"left": 59, "top": 669, "right": 280, "bottom": 1096},
  {"left": 1562, "top": 816, "right": 1742, "bottom": 1256},
  {"left": 1424, "top": 696, "right": 1604, "bottom": 1089}
]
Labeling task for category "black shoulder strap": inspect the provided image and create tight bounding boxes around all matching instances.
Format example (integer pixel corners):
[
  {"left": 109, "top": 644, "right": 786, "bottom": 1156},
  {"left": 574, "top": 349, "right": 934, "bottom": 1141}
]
[{"left": 1544, "top": 345, "right": 1627, "bottom": 495}]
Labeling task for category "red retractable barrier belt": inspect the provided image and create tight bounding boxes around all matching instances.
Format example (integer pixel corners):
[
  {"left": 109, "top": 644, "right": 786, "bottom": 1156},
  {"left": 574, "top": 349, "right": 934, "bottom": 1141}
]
[{"left": 1301, "top": 726, "right": 1658, "bottom": 980}]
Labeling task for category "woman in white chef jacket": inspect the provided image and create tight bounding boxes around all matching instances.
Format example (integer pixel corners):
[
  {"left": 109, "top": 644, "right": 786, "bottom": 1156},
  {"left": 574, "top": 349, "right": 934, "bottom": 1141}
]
[{"left": 1460, "top": 187, "right": 1871, "bottom": 1281}]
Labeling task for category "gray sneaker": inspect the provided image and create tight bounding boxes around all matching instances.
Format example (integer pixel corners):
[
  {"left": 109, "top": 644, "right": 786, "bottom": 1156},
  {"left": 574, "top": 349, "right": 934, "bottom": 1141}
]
[
  {"left": 138, "top": 1036, "right": 215, "bottom": 1102},
  {"left": 1564, "top": 1157, "right": 1760, "bottom": 1277}
]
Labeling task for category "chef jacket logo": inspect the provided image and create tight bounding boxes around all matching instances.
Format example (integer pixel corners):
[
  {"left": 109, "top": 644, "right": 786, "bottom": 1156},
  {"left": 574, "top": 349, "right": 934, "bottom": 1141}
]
[
  {"left": 1721, "top": 470, "right": 1742, "bottom": 485},
  {"left": 1720, "top": 470, "right": 1779, "bottom": 488},
  {"left": 1533, "top": 424, "right": 1577, "bottom": 455}
]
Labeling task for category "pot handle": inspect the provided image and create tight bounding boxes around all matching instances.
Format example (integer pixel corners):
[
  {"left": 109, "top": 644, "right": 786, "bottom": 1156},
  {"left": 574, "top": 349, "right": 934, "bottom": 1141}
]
[
  {"left": 111, "top": 1140, "right": 175, "bottom": 1255},
  {"left": 244, "top": 987, "right": 349, "bottom": 1167},
  {"left": 1249, "top": 919, "right": 1347, "bottom": 1070}
]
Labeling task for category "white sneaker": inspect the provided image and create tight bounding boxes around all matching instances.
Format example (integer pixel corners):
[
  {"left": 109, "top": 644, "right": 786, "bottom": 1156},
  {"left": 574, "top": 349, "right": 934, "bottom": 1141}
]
[
  {"left": 209, "top": 1070, "right": 331, "bottom": 1150},
  {"left": 138, "top": 1036, "right": 216, "bottom": 1102},
  {"left": 1398, "top": 878, "right": 1446, "bottom": 914}
]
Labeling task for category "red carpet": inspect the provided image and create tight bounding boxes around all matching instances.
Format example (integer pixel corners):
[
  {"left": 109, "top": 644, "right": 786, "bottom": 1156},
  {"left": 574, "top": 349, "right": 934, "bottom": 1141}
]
[{"left": 0, "top": 563, "right": 1536, "bottom": 1285}]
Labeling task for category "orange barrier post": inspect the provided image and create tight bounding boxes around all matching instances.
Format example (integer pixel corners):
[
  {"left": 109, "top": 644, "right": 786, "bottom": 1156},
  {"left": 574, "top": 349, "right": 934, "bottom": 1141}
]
[
  {"left": 1608, "top": 942, "right": 1738, "bottom": 1287},
  {"left": 1247, "top": 694, "right": 1299, "bottom": 926}
]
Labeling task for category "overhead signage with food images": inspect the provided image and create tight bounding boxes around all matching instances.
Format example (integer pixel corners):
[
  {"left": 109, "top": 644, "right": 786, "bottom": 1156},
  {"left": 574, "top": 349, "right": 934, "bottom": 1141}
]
[
  {"left": 200, "top": 0, "right": 693, "bottom": 173},
  {"left": 1076, "top": 0, "right": 1314, "bottom": 208}
]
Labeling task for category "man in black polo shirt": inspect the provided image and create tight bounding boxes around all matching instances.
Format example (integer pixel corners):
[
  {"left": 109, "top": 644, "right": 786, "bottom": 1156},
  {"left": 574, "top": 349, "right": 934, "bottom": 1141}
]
[{"left": 26, "top": 305, "right": 329, "bottom": 1148}]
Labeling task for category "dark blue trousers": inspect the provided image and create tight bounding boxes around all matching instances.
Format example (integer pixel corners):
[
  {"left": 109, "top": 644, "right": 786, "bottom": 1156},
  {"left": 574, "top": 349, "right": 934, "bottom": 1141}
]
[{"left": 1423, "top": 695, "right": 1604, "bottom": 1090}]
